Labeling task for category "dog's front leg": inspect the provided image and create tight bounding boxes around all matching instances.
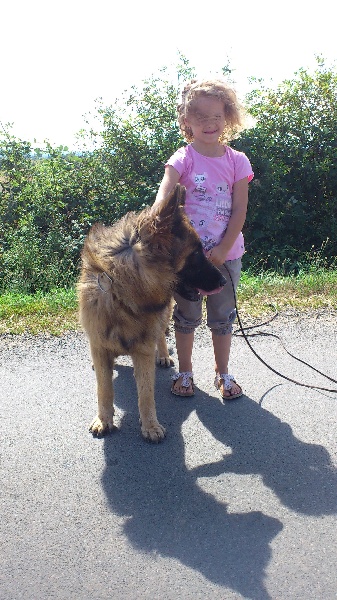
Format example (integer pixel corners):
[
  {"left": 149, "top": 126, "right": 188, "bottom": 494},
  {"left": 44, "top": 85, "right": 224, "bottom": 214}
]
[
  {"left": 155, "top": 304, "right": 174, "bottom": 368},
  {"left": 156, "top": 331, "right": 174, "bottom": 368},
  {"left": 132, "top": 351, "right": 166, "bottom": 442},
  {"left": 89, "top": 344, "right": 115, "bottom": 436}
]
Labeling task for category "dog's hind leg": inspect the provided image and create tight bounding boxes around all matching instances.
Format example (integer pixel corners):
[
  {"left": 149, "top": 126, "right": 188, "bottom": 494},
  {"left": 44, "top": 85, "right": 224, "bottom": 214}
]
[
  {"left": 132, "top": 350, "right": 166, "bottom": 442},
  {"left": 89, "top": 345, "right": 116, "bottom": 436}
]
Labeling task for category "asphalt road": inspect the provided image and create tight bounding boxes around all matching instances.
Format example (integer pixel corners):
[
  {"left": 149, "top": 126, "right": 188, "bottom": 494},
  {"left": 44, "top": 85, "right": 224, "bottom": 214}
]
[{"left": 1, "top": 311, "right": 337, "bottom": 600}]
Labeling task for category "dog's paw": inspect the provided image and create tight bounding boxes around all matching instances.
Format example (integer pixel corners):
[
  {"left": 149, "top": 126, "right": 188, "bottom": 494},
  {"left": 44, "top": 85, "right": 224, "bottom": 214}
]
[
  {"left": 156, "top": 355, "right": 174, "bottom": 368},
  {"left": 89, "top": 415, "right": 115, "bottom": 437},
  {"left": 141, "top": 421, "right": 166, "bottom": 443}
]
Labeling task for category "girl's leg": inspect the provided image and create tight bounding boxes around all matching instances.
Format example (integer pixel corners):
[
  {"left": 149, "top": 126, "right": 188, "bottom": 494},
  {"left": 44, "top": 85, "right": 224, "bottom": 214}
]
[
  {"left": 172, "top": 330, "right": 194, "bottom": 395},
  {"left": 212, "top": 332, "right": 242, "bottom": 397},
  {"left": 171, "top": 292, "right": 202, "bottom": 396},
  {"left": 208, "top": 259, "right": 243, "bottom": 398}
]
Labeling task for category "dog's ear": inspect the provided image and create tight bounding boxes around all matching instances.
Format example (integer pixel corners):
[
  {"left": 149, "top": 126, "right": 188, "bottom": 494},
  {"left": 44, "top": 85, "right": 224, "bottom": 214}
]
[
  {"left": 155, "top": 184, "right": 186, "bottom": 221},
  {"left": 174, "top": 183, "right": 186, "bottom": 208}
]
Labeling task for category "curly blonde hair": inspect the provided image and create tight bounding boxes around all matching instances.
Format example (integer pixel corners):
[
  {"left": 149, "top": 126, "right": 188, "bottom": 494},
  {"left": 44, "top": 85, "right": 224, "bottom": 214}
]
[{"left": 177, "top": 79, "right": 244, "bottom": 144}]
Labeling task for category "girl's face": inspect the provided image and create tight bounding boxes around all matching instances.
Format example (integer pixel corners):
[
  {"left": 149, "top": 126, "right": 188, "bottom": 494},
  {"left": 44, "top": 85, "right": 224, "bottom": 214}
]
[{"left": 185, "top": 96, "right": 226, "bottom": 146}]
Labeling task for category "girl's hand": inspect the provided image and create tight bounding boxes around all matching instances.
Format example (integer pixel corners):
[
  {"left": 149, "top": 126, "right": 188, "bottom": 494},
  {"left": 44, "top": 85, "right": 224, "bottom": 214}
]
[{"left": 206, "top": 245, "right": 227, "bottom": 267}]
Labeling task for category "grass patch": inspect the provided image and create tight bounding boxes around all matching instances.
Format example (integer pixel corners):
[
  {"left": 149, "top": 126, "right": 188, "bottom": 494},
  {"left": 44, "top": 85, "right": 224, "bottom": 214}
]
[
  {"left": 238, "top": 268, "right": 337, "bottom": 317},
  {"left": 0, "top": 288, "right": 79, "bottom": 335},
  {"left": 0, "top": 269, "right": 336, "bottom": 335}
]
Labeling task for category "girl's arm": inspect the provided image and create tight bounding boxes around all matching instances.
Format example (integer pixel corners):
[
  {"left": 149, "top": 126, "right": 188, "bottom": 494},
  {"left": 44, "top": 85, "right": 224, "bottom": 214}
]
[
  {"left": 153, "top": 165, "right": 181, "bottom": 207},
  {"left": 208, "top": 177, "right": 249, "bottom": 266}
]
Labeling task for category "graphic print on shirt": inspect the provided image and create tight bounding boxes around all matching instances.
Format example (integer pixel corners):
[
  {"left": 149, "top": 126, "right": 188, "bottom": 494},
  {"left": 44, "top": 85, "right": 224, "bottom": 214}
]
[
  {"left": 190, "top": 172, "right": 212, "bottom": 235},
  {"left": 189, "top": 171, "right": 234, "bottom": 251},
  {"left": 215, "top": 181, "right": 232, "bottom": 222},
  {"left": 192, "top": 173, "right": 208, "bottom": 201},
  {"left": 202, "top": 236, "right": 218, "bottom": 252}
]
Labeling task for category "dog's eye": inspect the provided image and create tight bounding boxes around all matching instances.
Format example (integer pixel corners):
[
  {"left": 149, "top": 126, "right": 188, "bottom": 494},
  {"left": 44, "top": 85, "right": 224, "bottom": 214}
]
[{"left": 190, "top": 250, "right": 201, "bottom": 259}]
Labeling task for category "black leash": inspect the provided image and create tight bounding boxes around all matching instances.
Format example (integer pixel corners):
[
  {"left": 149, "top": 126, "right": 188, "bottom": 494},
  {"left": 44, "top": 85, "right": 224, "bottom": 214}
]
[{"left": 224, "top": 265, "right": 337, "bottom": 394}]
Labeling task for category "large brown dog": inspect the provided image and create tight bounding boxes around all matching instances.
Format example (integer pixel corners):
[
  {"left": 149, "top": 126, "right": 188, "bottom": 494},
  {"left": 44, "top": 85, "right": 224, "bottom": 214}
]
[{"left": 78, "top": 184, "right": 226, "bottom": 442}]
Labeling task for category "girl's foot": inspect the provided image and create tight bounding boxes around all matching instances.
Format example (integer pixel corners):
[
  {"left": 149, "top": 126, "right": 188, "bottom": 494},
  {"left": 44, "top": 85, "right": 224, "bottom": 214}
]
[
  {"left": 171, "top": 372, "right": 194, "bottom": 397},
  {"left": 214, "top": 373, "right": 243, "bottom": 400}
]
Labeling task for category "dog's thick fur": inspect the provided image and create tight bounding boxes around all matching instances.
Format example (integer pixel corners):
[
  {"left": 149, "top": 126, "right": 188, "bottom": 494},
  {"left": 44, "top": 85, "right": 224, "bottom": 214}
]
[{"left": 78, "top": 184, "right": 226, "bottom": 441}]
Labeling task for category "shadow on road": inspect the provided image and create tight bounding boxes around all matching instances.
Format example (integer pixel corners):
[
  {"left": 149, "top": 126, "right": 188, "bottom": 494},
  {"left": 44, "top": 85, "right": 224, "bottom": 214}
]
[{"left": 101, "top": 363, "right": 337, "bottom": 599}]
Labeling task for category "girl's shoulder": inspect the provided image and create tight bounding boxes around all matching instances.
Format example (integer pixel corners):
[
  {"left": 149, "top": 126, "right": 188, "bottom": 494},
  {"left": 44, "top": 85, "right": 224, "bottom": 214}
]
[
  {"left": 226, "top": 146, "right": 254, "bottom": 182},
  {"left": 225, "top": 145, "right": 248, "bottom": 162},
  {"left": 166, "top": 145, "right": 192, "bottom": 173},
  {"left": 169, "top": 145, "right": 190, "bottom": 160}
]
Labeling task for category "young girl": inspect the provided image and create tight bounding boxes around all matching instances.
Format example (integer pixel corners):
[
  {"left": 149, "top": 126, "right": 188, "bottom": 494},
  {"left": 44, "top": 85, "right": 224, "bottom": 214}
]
[{"left": 154, "top": 79, "right": 254, "bottom": 399}]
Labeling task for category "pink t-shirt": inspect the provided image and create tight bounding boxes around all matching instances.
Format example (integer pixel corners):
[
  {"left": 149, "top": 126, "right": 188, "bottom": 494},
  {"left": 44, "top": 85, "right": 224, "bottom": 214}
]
[{"left": 166, "top": 145, "right": 254, "bottom": 260}]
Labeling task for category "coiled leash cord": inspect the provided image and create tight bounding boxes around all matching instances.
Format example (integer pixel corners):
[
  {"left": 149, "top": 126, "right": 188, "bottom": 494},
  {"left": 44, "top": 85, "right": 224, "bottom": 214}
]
[{"left": 224, "top": 264, "right": 337, "bottom": 394}]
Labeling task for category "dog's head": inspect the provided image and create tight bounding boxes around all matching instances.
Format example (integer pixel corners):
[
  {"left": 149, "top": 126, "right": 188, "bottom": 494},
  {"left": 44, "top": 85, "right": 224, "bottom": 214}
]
[
  {"left": 150, "top": 184, "right": 226, "bottom": 298},
  {"left": 175, "top": 242, "right": 227, "bottom": 300}
]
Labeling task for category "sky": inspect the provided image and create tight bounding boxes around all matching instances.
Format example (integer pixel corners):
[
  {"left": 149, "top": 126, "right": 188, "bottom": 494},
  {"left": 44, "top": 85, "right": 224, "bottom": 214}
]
[{"left": 1, "top": 0, "right": 336, "bottom": 149}]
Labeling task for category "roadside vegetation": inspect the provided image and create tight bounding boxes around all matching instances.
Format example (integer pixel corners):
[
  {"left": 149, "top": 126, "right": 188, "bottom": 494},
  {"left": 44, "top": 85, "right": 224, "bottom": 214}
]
[
  {"left": 1, "top": 265, "right": 336, "bottom": 335},
  {"left": 0, "top": 55, "right": 336, "bottom": 335}
]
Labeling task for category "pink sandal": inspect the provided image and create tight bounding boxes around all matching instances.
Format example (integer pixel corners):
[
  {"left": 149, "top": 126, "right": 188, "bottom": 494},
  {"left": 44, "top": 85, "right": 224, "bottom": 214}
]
[
  {"left": 171, "top": 372, "right": 195, "bottom": 397},
  {"left": 214, "top": 373, "right": 243, "bottom": 400}
]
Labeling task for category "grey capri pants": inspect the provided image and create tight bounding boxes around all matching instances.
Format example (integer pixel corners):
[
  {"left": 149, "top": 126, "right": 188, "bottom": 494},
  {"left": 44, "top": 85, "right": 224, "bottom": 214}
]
[{"left": 173, "top": 258, "right": 242, "bottom": 335}]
